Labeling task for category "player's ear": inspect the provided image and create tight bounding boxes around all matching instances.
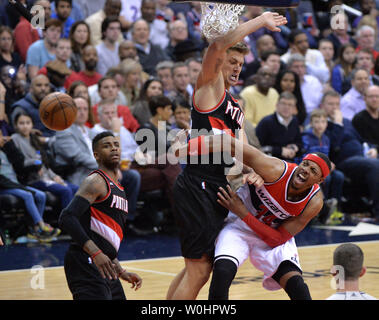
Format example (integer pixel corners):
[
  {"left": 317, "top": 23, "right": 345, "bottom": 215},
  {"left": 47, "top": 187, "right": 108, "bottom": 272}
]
[
  {"left": 318, "top": 176, "right": 325, "bottom": 185},
  {"left": 359, "top": 266, "right": 366, "bottom": 278}
]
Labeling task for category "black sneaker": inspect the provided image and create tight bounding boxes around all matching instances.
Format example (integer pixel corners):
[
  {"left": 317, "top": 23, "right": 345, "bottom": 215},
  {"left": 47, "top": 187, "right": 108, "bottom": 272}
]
[{"left": 27, "top": 227, "right": 54, "bottom": 243}]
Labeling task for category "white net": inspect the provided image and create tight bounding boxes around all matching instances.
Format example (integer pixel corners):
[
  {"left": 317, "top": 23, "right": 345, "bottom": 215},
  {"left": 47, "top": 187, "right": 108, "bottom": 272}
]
[{"left": 200, "top": 2, "right": 245, "bottom": 42}]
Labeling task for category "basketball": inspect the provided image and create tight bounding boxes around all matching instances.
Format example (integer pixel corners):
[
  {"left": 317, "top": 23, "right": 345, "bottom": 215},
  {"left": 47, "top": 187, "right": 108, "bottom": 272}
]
[{"left": 39, "top": 92, "right": 77, "bottom": 131}]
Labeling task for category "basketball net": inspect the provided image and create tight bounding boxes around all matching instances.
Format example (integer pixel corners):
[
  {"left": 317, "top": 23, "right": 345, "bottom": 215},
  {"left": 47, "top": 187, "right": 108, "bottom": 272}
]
[{"left": 200, "top": 2, "right": 245, "bottom": 42}]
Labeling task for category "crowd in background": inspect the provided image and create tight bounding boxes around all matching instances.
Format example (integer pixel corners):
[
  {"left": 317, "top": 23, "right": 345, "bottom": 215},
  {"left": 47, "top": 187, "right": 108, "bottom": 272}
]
[{"left": 1, "top": 0, "right": 379, "bottom": 242}]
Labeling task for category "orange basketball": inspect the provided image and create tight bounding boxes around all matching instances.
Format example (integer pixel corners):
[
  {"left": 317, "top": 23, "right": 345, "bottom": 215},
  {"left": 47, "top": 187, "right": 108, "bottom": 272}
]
[{"left": 39, "top": 92, "right": 77, "bottom": 131}]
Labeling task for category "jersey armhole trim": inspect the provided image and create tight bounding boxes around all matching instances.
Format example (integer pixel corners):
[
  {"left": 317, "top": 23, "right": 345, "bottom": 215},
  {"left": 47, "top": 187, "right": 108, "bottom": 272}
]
[
  {"left": 89, "top": 170, "right": 111, "bottom": 203},
  {"left": 192, "top": 90, "right": 226, "bottom": 114}
]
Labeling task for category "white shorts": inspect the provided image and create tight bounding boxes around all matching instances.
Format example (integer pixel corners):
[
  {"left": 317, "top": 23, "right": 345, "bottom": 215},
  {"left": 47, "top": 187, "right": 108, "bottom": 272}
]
[{"left": 214, "top": 213, "right": 302, "bottom": 291}]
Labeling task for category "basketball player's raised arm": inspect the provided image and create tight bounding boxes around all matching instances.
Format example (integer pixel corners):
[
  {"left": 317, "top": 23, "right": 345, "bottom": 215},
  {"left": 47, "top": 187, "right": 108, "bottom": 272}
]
[
  {"left": 196, "top": 12, "right": 287, "bottom": 90},
  {"left": 59, "top": 174, "right": 118, "bottom": 280},
  {"left": 217, "top": 186, "right": 324, "bottom": 248}
]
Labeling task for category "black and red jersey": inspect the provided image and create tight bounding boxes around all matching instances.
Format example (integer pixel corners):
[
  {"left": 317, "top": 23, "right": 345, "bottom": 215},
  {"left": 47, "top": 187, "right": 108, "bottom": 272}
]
[
  {"left": 80, "top": 169, "right": 128, "bottom": 260},
  {"left": 187, "top": 90, "right": 244, "bottom": 178}
]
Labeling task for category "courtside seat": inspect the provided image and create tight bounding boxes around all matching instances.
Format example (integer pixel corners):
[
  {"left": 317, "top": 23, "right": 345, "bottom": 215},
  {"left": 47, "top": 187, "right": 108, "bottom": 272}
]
[{"left": 0, "top": 192, "right": 61, "bottom": 239}]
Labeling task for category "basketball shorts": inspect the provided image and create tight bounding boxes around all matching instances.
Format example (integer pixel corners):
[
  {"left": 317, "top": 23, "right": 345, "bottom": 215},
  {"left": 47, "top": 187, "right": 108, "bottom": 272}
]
[
  {"left": 64, "top": 245, "right": 126, "bottom": 300},
  {"left": 214, "top": 212, "right": 302, "bottom": 291},
  {"left": 173, "top": 169, "right": 229, "bottom": 259}
]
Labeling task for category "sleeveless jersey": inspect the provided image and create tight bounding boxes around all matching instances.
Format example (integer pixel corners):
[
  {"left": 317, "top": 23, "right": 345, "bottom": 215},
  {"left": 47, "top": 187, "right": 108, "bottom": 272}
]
[
  {"left": 237, "top": 162, "right": 320, "bottom": 229},
  {"left": 187, "top": 90, "right": 245, "bottom": 178},
  {"left": 80, "top": 169, "right": 128, "bottom": 260}
]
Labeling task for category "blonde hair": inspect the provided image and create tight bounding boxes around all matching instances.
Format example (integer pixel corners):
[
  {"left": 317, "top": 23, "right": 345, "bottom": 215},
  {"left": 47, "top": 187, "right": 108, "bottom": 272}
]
[
  {"left": 310, "top": 108, "right": 328, "bottom": 122},
  {"left": 119, "top": 58, "right": 142, "bottom": 76}
]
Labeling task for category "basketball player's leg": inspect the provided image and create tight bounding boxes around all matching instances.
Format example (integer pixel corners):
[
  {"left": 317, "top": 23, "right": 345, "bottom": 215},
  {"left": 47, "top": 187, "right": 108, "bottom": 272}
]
[
  {"left": 169, "top": 255, "right": 212, "bottom": 300},
  {"left": 166, "top": 267, "right": 186, "bottom": 300},
  {"left": 208, "top": 222, "right": 249, "bottom": 300},
  {"left": 272, "top": 260, "right": 312, "bottom": 300}
]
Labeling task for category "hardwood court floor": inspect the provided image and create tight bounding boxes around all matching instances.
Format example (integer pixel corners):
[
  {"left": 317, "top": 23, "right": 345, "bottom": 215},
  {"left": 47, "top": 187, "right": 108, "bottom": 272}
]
[{"left": 1, "top": 240, "right": 378, "bottom": 300}]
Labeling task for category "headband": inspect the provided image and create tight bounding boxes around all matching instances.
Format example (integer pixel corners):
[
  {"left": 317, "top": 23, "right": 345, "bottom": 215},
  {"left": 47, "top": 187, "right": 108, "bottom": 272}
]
[{"left": 303, "top": 153, "right": 330, "bottom": 178}]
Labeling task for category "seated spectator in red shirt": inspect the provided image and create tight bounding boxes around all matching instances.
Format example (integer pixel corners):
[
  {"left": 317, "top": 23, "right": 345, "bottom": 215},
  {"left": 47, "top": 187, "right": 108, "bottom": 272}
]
[
  {"left": 91, "top": 76, "right": 140, "bottom": 132},
  {"left": 65, "top": 45, "right": 102, "bottom": 88}
]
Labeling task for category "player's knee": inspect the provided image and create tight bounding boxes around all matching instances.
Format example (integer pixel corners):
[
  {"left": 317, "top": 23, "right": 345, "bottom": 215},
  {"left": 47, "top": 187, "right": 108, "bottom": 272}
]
[{"left": 208, "top": 258, "right": 238, "bottom": 300}]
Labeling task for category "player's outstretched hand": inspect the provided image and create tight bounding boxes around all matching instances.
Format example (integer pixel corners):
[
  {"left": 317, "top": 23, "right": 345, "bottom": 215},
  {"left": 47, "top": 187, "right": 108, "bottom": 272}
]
[
  {"left": 260, "top": 12, "right": 287, "bottom": 32},
  {"left": 120, "top": 271, "right": 142, "bottom": 290},
  {"left": 217, "top": 185, "right": 249, "bottom": 219}
]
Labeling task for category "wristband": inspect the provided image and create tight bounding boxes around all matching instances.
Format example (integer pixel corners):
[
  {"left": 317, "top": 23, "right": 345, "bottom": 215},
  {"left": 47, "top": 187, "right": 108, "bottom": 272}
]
[{"left": 90, "top": 249, "right": 102, "bottom": 261}]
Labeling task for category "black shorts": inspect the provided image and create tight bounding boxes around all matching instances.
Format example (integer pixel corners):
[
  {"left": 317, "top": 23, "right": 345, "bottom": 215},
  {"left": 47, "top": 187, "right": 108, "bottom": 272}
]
[
  {"left": 63, "top": 245, "right": 126, "bottom": 300},
  {"left": 173, "top": 168, "right": 229, "bottom": 259}
]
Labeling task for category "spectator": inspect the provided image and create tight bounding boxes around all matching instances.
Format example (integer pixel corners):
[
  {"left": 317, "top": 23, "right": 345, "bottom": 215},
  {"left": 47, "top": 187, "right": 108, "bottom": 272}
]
[
  {"left": 118, "top": 40, "right": 138, "bottom": 62},
  {"left": 88, "top": 69, "right": 127, "bottom": 106},
  {"left": 140, "top": 0, "right": 169, "bottom": 50},
  {"left": 186, "top": 1, "right": 202, "bottom": 44},
  {"left": 352, "top": 85, "right": 379, "bottom": 148},
  {"left": 301, "top": 109, "right": 345, "bottom": 224},
  {"left": 51, "top": 0, "right": 75, "bottom": 38},
  {"left": 331, "top": 43, "right": 356, "bottom": 94},
  {"left": 167, "top": 62, "right": 191, "bottom": 104},
  {"left": 131, "top": 78, "right": 164, "bottom": 125},
  {"left": 134, "top": 95, "right": 182, "bottom": 216},
  {"left": 66, "top": 45, "right": 102, "bottom": 88},
  {"left": 37, "top": 38, "right": 79, "bottom": 91},
  {"left": 120, "top": 0, "right": 141, "bottom": 28},
  {"left": 76, "top": 0, "right": 109, "bottom": 19},
  {"left": 69, "top": 20, "right": 92, "bottom": 72},
  {"left": 274, "top": 70, "right": 307, "bottom": 127},
  {"left": 288, "top": 53, "right": 323, "bottom": 115},
  {"left": 340, "top": 68, "right": 370, "bottom": 121},
  {"left": 281, "top": 29, "right": 330, "bottom": 84},
  {"left": 11, "top": 74, "right": 54, "bottom": 137},
  {"left": 327, "top": 243, "right": 377, "bottom": 300},
  {"left": 320, "top": 90, "right": 379, "bottom": 222},
  {"left": 85, "top": 0, "right": 124, "bottom": 46},
  {"left": 67, "top": 81, "right": 95, "bottom": 129},
  {"left": 12, "top": 112, "right": 79, "bottom": 210},
  {"left": 185, "top": 56, "right": 202, "bottom": 95},
  {"left": 326, "top": 12, "right": 357, "bottom": 60},
  {"left": 53, "top": 97, "right": 97, "bottom": 185},
  {"left": 240, "top": 65, "right": 279, "bottom": 127},
  {"left": 14, "top": 0, "right": 50, "bottom": 62},
  {"left": 0, "top": 26, "right": 22, "bottom": 72},
  {"left": 156, "top": 60, "right": 174, "bottom": 96},
  {"left": 90, "top": 100, "right": 142, "bottom": 229},
  {"left": 0, "top": 132, "right": 59, "bottom": 241},
  {"left": 92, "top": 76, "right": 140, "bottom": 133},
  {"left": 352, "top": 0, "right": 379, "bottom": 29},
  {"left": 0, "top": 65, "right": 27, "bottom": 122},
  {"left": 119, "top": 58, "right": 144, "bottom": 106},
  {"left": 96, "top": 17, "right": 121, "bottom": 76},
  {"left": 171, "top": 95, "right": 191, "bottom": 130},
  {"left": 256, "top": 91, "right": 303, "bottom": 162},
  {"left": 43, "top": 59, "right": 72, "bottom": 92},
  {"left": 26, "top": 18, "right": 62, "bottom": 79},
  {"left": 354, "top": 49, "right": 379, "bottom": 87},
  {"left": 132, "top": 18, "right": 169, "bottom": 76},
  {"left": 165, "top": 19, "right": 190, "bottom": 61},
  {"left": 355, "top": 25, "right": 379, "bottom": 61},
  {"left": 318, "top": 39, "right": 335, "bottom": 81},
  {"left": 239, "top": 34, "right": 277, "bottom": 83},
  {"left": 240, "top": 6, "right": 287, "bottom": 56}
]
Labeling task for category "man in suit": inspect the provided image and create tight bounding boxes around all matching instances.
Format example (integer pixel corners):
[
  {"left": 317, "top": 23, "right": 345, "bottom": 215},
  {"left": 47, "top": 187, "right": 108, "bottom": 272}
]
[{"left": 54, "top": 97, "right": 97, "bottom": 186}]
